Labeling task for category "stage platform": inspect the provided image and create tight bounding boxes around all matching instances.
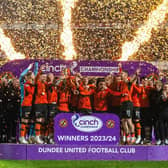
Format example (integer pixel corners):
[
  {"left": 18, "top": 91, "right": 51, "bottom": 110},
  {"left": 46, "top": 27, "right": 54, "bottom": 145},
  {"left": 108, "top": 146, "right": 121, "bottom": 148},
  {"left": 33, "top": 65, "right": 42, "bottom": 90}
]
[{"left": 0, "top": 144, "right": 168, "bottom": 161}]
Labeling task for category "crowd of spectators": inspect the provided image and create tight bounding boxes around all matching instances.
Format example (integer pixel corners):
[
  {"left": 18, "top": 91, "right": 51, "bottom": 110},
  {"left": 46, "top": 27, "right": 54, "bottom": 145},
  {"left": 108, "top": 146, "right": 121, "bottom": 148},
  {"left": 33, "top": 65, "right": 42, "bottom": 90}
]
[{"left": 0, "top": 77, "right": 20, "bottom": 143}]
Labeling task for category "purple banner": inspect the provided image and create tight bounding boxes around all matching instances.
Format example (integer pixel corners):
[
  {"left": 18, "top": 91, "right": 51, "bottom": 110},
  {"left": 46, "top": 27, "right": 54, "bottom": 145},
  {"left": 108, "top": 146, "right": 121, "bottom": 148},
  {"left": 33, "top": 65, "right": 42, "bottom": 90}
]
[
  {"left": 1, "top": 144, "right": 168, "bottom": 161},
  {"left": 27, "top": 145, "right": 147, "bottom": 161},
  {"left": 0, "top": 60, "right": 158, "bottom": 77},
  {"left": 0, "top": 144, "right": 26, "bottom": 160},
  {"left": 148, "top": 146, "right": 168, "bottom": 161},
  {"left": 54, "top": 113, "right": 120, "bottom": 145}
]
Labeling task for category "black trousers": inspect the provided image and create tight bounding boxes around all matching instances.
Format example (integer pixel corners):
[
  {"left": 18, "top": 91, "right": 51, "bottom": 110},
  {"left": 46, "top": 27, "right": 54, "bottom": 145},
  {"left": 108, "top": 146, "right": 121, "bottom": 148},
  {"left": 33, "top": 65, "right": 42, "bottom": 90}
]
[
  {"left": 159, "top": 112, "right": 168, "bottom": 141},
  {"left": 6, "top": 110, "right": 19, "bottom": 142},
  {"left": 0, "top": 115, "right": 7, "bottom": 143}
]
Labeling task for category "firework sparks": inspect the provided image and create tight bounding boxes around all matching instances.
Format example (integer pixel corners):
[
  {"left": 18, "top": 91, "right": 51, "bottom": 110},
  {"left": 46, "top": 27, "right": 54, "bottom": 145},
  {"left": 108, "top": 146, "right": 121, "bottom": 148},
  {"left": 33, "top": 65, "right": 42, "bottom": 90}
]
[
  {"left": 119, "top": 0, "right": 168, "bottom": 61},
  {"left": 0, "top": 28, "right": 25, "bottom": 60},
  {"left": 59, "top": 0, "right": 77, "bottom": 60}
]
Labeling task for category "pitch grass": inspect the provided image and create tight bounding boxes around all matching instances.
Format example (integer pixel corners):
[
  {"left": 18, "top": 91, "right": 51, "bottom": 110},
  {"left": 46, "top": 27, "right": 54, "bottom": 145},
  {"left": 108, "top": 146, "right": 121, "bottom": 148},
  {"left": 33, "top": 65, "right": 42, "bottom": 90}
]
[{"left": 0, "top": 161, "right": 168, "bottom": 168}]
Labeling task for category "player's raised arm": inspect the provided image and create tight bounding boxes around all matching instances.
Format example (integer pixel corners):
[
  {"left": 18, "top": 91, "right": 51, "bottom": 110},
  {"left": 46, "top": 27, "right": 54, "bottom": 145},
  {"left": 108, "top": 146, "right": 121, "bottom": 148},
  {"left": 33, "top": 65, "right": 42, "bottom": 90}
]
[
  {"left": 19, "top": 63, "right": 34, "bottom": 83},
  {"left": 34, "top": 62, "right": 39, "bottom": 77}
]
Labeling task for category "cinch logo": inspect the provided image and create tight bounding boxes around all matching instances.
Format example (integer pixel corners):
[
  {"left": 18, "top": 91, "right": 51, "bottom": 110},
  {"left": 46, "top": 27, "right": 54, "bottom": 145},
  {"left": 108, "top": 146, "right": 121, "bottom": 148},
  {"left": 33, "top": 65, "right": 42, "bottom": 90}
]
[
  {"left": 71, "top": 114, "right": 103, "bottom": 132},
  {"left": 40, "top": 61, "right": 78, "bottom": 75}
]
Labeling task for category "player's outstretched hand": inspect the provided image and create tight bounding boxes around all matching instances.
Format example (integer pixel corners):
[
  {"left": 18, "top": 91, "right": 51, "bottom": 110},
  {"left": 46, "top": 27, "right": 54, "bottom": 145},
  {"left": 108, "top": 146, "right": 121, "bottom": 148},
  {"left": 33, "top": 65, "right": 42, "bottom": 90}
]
[
  {"left": 28, "top": 63, "right": 34, "bottom": 70},
  {"left": 73, "top": 90, "right": 79, "bottom": 95},
  {"left": 122, "top": 93, "right": 128, "bottom": 96}
]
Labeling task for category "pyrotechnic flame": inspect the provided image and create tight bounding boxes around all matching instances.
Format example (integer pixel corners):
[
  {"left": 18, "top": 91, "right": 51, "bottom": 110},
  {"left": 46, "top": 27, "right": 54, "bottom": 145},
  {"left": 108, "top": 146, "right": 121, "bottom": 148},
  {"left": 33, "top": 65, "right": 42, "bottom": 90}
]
[
  {"left": 119, "top": 0, "right": 168, "bottom": 61},
  {"left": 0, "top": 28, "right": 25, "bottom": 60},
  {"left": 59, "top": 0, "right": 77, "bottom": 60}
]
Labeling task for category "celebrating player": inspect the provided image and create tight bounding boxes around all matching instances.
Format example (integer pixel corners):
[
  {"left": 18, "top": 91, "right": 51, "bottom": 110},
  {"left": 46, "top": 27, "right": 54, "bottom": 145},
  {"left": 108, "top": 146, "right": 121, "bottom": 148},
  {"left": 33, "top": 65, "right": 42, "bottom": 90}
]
[
  {"left": 20, "top": 71, "right": 35, "bottom": 144},
  {"left": 119, "top": 71, "right": 135, "bottom": 144},
  {"left": 46, "top": 73, "right": 58, "bottom": 144},
  {"left": 34, "top": 67, "right": 48, "bottom": 144}
]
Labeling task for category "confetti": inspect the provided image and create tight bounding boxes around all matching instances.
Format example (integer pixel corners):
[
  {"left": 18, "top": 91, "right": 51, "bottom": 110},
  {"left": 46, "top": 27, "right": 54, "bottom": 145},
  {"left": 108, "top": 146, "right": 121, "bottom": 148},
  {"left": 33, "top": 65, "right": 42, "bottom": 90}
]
[{"left": 0, "top": 0, "right": 167, "bottom": 64}]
